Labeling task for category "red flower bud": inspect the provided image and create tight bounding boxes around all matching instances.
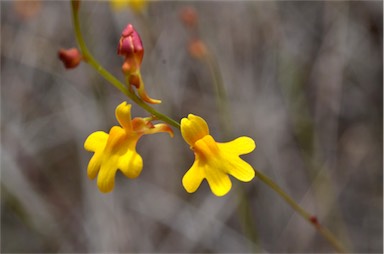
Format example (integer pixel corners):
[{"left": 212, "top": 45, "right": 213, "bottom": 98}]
[
  {"left": 117, "top": 24, "right": 161, "bottom": 104},
  {"left": 117, "top": 24, "right": 144, "bottom": 74},
  {"left": 58, "top": 48, "right": 82, "bottom": 69}
]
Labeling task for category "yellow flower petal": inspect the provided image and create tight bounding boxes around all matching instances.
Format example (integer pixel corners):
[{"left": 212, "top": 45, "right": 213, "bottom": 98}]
[
  {"left": 118, "top": 145, "right": 143, "bottom": 178},
  {"left": 84, "top": 131, "right": 108, "bottom": 152},
  {"left": 87, "top": 153, "right": 102, "bottom": 179},
  {"left": 218, "top": 136, "right": 256, "bottom": 155},
  {"left": 182, "top": 159, "right": 205, "bottom": 193},
  {"left": 217, "top": 136, "right": 256, "bottom": 182},
  {"left": 181, "top": 114, "right": 210, "bottom": 146},
  {"left": 97, "top": 161, "right": 119, "bottom": 193},
  {"left": 204, "top": 161, "right": 232, "bottom": 197},
  {"left": 115, "top": 102, "right": 133, "bottom": 131},
  {"left": 223, "top": 156, "right": 255, "bottom": 182},
  {"left": 103, "top": 126, "right": 127, "bottom": 154},
  {"left": 84, "top": 131, "right": 109, "bottom": 179}
]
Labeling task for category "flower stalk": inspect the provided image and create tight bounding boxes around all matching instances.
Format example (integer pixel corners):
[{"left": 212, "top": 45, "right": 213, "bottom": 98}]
[
  {"left": 70, "top": 1, "right": 348, "bottom": 252},
  {"left": 255, "top": 170, "right": 347, "bottom": 253},
  {"left": 181, "top": 10, "right": 347, "bottom": 251},
  {"left": 70, "top": 0, "right": 179, "bottom": 130}
]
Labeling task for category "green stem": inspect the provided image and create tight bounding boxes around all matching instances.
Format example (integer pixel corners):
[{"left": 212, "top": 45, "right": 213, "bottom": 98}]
[
  {"left": 255, "top": 169, "right": 348, "bottom": 253},
  {"left": 201, "top": 38, "right": 346, "bottom": 254},
  {"left": 70, "top": 0, "right": 180, "bottom": 130},
  {"left": 71, "top": 2, "right": 347, "bottom": 252},
  {"left": 203, "top": 53, "right": 232, "bottom": 135}
]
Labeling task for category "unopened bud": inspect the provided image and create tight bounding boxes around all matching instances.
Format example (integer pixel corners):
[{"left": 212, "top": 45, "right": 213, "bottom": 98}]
[
  {"left": 118, "top": 24, "right": 144, "bottom": 74},
  {"left": 188, "top": 39, "right": 207, "bottom": 59},
  {"left": 14, "top": 0, "right": 42, "bottom": 20},
  {"left": 180, "top": 7, "right": 198, "bottom": 28},
  {"left": 58, "top": 48, "right": 82, "bottom": 69},
  {"left": 118, "top": 24, "right": 161, "bottom": 104}
]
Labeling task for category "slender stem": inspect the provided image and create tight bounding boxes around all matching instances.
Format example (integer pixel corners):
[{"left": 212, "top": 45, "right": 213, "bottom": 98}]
[
  {"left": 203, "top": 53, "right": 232, "bottom": 135},
  {"left": 255, "top": 169, "right": 348, "bottom": 253},
  {"left": 71, "top": 2, "right": 347, "bottom": 252},
  {"left": 70, "top": 0, "right": 180, "bottom": 130},
  {"left": 201, "top": 37, "right": 346, "bottom": 254}
]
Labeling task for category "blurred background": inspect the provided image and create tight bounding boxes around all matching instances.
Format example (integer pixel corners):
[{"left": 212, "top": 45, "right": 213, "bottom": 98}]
[{"left": 1, "top": 1, "right": 382, "bottom": 253}]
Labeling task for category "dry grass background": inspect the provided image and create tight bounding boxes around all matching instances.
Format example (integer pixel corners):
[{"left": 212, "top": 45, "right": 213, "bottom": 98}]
[{"left": 1, "top": 1, "right": 382, "bottom": 253}]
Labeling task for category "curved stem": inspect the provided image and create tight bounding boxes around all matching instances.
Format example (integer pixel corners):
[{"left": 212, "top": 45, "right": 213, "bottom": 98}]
[
  {"left": 200, "top": 34, "right": 347, "bottom": 254},
  {"left": 71, "top": 1, "right": 347, "bottom": 252},
  {"left": 70, "top": 0, "right": 180, "bottom": 130},
  {"left": 255, "top": 169, "right": 348, "bottom": 253}
]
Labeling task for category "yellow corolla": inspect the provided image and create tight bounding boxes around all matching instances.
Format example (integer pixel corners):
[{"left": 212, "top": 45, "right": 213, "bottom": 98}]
[
  {"left": 84, "top": 102, "right": 173, "bottom": 193},
  {"left": 181, "top": 114, "right": 256, "bottom": 196}
]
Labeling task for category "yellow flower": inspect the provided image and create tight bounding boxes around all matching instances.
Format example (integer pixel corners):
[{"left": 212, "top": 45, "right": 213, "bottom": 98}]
[
  {"left": 110, "top": 0, "right": 148, "bottom": 13},
  {"left": 181, "top": 114, "right": 256, "bottom": 196},
  {"left": 84, "top": 102, "right": 173, "bottom": 193}
]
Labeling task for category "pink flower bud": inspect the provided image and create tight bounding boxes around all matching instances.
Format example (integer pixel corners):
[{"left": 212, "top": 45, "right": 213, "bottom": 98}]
[
  {"left": 117, "top": 24, "right": 144, "bottom": 74},
  {"left": 58, "top": 48, "right": 82, "bottom": 69}
]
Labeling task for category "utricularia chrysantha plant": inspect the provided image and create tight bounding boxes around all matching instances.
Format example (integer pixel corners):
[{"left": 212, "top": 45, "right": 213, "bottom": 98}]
[
  {"left": 79, "top": 23, "right": 256, "bottom": 196},
  {"left": 59, "top": 2, "right": 348, "bottom": 251}
]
